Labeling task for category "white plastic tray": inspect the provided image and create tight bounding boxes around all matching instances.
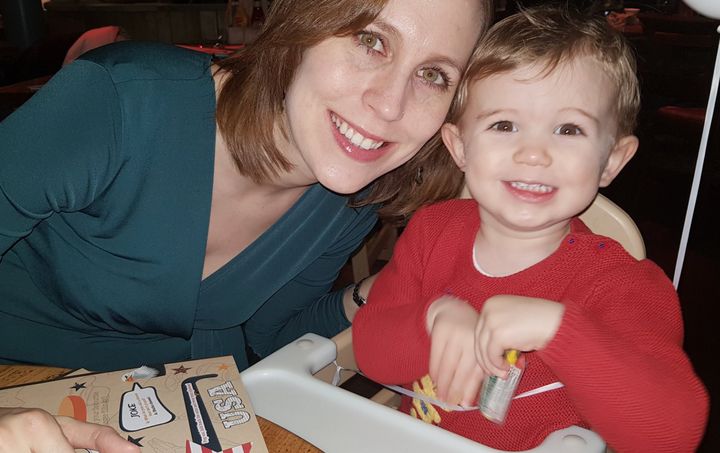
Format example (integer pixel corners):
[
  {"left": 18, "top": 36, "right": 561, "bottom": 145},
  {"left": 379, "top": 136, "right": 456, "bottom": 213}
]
[{"left": 241, "top": 333, "right": 606, "bottom": 453}]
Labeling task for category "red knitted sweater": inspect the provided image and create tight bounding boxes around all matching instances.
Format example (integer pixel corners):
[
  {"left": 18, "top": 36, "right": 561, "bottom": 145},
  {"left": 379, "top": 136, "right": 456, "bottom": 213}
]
[{"left": 353, "top": 199, "right": 708, "bottom": 453}]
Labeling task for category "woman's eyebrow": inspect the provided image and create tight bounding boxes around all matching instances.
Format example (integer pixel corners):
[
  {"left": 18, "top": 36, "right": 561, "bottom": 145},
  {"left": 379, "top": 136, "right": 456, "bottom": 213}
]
[
  {"left": 372, "top": 20, "right": 401, "bottom": 42},
  {"left": 372, "top": 20, "right": 463, "bottom": 73},
  {"left": 431, "top": 56, "right": 463, "bottom": 73}
]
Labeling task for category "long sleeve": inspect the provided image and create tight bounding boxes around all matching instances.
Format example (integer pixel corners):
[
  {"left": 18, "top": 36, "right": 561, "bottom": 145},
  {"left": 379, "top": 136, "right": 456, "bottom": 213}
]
[
  {"left": 0, "top": 60, "right": 123, "bottom": 258},
  {"left": 0, "top": 42, "right": 224, "bottom": 370},
  {"left": 353, "top": 206, "right": 448, "bottom": 384},
  {"left": 539, "top": 261, "right": 709, "bottom": 453}
]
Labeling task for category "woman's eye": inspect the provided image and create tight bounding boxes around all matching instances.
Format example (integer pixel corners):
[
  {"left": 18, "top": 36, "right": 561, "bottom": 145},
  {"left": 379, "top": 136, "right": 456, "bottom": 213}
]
[
  {"left": 490, "top": 121, "right": 517, "bottom": 133},
  {"left": 357, "top": 31, "right": 385, "bottom": 54},
  {"left": 416, "top": 67, "right": 450, "bottom": 89},
  {"left": 554, "top": 124, "right": 583, "bottom": 136}
]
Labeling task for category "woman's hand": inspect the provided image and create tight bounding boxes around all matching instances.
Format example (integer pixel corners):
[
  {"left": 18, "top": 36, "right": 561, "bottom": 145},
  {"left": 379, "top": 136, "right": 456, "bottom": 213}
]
[
  {"left": 426, "top": 296, "right": 485, "bottom": 407},
  {"left": 474, "top": 295, "right": 565, "bottom": 376},
  {"left": 0, "top": 407, "right": 140, "bottom": 453}
]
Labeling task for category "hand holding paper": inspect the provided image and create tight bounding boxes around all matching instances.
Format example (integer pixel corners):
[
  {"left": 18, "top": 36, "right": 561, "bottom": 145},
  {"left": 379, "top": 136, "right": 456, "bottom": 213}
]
[{"left": 0, "top": 406, "right": 139, "bottom": 453}]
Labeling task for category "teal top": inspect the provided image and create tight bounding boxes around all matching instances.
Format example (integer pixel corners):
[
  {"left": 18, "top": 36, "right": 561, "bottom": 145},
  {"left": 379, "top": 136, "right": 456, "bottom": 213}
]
[{"left": 0, "top": 42, "right": 377, "bottom": 371}]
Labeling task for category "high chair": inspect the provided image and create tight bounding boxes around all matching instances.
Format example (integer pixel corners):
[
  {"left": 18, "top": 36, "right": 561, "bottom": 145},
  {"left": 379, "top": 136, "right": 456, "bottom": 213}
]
[
  {"left": 241, "top": 194, "right": 643, "bottom": 452},
  {"left": 578, "top": 193, "right": 645, "bottom": 260},
  {"left": 242, "top": 333, "right": 606, "bottom": 453}
]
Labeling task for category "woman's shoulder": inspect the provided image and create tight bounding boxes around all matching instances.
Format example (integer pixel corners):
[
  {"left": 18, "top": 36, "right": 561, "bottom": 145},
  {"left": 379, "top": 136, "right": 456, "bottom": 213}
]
[{"left": 76, "top": 41, "right": 212, "bottom": 83}]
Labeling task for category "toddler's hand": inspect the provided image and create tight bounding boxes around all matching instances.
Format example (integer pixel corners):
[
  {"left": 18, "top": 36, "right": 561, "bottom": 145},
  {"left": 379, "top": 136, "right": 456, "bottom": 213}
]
[
  {"left": 475, "top": 295, "right": 564, "bottom": 376},
  {"left": 426, "top": 296, "right": 485, "bottom": 406}
]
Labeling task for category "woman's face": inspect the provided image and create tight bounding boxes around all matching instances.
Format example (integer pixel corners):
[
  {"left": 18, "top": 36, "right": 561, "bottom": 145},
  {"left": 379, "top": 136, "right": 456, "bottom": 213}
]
[{"left": 280, "top": 0, "right": 485, "bottom": 193}]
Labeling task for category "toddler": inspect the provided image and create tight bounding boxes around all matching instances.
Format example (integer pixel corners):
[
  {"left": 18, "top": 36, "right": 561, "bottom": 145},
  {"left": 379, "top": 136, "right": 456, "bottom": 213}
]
[{"left": 353, "top": 5, "right": 709, "bottom": 452}]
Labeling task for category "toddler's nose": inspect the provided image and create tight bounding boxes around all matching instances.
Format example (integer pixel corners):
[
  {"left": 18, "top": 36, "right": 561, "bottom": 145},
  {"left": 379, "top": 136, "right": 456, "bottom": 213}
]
[{"left": 512, "top": 143, "right": 552, "bottom": 166}]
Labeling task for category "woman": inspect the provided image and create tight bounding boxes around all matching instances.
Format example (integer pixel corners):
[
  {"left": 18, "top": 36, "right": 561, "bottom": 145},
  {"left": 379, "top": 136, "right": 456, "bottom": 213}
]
[{"left": 0, "top": 0, "right": 492, "bottom": 450}]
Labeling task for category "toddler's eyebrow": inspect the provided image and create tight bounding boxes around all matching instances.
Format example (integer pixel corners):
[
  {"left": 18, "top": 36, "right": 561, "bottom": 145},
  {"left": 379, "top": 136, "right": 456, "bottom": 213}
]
[
  {"left": 473, "top": 108, "right": 518, "bottom": 121},
  {"left": 559, "top": 107, "right": 600, "bottom": 126}
]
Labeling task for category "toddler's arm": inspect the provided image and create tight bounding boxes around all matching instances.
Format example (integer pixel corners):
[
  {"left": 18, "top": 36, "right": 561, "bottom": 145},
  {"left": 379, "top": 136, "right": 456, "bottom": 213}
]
[
  {"left": 473, "top": 295, "right": 564, "bottom": 376},
  {"left": 353, "top": 208, "right": 449, "bottom": 385},
  {"left": 538, "top": 262, "right": 708, "bottom": 453}
]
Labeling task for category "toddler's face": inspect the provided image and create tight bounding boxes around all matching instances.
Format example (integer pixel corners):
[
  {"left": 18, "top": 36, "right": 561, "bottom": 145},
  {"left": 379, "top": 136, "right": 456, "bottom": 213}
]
[{"left": 442, "top": 55, "right": 637, "bottom": 234}]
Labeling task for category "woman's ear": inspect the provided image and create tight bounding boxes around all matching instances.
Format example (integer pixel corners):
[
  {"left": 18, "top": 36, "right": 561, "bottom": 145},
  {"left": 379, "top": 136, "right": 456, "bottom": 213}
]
[
  {"left": 600, "top": 135, "right": 639, "bottom": 187},
  {"left": 441, "top": 123, "right": 467, "bottom": 171}
]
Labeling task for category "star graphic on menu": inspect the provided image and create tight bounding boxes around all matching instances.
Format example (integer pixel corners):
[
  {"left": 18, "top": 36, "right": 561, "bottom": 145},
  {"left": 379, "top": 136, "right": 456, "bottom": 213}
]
[
  {"left": 70, "top": 382, "right": 86, "bottom": 392},
  {"left": 217, "top": 364, "right": 229, "bottom": 371},
  {"left": 127, "top": 435, "right": 144, "bottom": 447},
  {"left": 172, "top": 365, "right": 191, "bottom": 374}
]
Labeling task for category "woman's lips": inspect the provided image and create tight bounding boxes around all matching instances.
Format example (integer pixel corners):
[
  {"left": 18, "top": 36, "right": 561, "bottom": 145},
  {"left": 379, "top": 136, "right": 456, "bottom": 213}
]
[{"left": 330, "top": 112, "right": 392, "bottom": 162}]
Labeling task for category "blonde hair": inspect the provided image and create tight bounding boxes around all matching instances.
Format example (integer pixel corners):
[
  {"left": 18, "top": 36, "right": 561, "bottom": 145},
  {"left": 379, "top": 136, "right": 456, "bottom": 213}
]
[
  {"left": 216, "top": 0, "right": 494, "bottom": 223},
  {"left": 451, "top": 4, "right": 640, "bottom": 137}
]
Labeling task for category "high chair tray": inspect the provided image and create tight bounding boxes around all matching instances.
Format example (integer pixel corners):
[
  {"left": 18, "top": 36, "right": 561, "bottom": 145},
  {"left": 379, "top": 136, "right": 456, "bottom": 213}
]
[{"left": 241, "top": 333, "right": 606, "bottom": 453}]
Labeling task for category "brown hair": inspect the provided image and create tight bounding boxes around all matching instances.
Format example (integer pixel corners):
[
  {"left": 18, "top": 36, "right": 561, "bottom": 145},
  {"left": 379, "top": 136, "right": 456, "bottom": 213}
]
[
  {"left": 450, "top": 4, "right": 640, "bottom": 137},
  {"left": 216, "top": 0, "right": 494, "bottom": 224}
]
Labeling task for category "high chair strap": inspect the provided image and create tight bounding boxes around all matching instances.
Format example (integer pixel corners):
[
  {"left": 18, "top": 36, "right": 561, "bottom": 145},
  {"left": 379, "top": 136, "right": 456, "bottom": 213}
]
[{"left": 330, "top": 362, "right": 564, "bottom": 412}]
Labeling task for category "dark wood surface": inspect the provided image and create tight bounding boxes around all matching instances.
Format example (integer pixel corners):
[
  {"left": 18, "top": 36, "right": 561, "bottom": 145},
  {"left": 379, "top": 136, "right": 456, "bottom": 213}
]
[{"left": 0, "top": 75, "right": 51, "bottom": 94}]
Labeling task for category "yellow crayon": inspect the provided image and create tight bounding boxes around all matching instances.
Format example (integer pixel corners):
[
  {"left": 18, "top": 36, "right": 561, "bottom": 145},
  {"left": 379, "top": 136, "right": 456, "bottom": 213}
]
[{"left": 505, "top": 349, "right": 519, "bottom": 366}]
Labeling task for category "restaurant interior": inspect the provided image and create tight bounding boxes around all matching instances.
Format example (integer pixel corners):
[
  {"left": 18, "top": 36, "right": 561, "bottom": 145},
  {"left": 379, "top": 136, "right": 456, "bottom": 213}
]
[{"left": 1, "top": 0, "right": 718, "bottom": 451}]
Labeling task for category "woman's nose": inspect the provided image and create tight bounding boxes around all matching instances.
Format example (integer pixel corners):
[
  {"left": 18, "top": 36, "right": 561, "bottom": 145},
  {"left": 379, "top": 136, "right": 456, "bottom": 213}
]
[
  {"left": 363, "top": 69, "right": 410, "bottom": 122},
  {"left": 512, "top": 143, "right": 552, "bottom": 166}
]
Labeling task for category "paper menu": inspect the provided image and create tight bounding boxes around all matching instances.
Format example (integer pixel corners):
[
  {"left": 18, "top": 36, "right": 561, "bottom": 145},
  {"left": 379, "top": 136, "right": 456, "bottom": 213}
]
[{"left": 0, "top": 356, "right": 268, "bottom": 453}]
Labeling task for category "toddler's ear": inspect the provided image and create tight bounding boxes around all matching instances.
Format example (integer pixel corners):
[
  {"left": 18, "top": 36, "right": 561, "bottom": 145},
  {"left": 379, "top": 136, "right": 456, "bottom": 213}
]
[
  {"left": 600, "top": 135, "right": 638, "bottom": 187},
  {"left": 441, "top": 123, "right": 466, "bottom": 171}
]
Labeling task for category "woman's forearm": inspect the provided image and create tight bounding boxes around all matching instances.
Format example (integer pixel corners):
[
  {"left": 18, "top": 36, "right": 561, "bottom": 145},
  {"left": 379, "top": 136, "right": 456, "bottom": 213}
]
[{"left": 343, "top": 274, "right": 377, "bottom": 323}]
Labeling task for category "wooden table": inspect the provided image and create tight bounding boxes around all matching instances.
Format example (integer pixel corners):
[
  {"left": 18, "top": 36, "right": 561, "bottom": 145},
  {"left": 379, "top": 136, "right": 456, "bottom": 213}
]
[{"left": 0, "top": 364, "right": 321, "bottom": 452}]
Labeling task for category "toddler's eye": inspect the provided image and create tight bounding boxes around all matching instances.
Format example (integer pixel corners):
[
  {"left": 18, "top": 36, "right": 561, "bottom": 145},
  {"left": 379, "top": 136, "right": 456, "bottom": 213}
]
[
  {"left": 357, "top": 31, "right": 385, "bottom": 54},
  {"left": 554, "top": 124, "right": 583, "bottom": 136},
  {"left": 416, "top": 67, "right": 449, "bottom": 88},
  {"left": 490, "top": 121, "right": 517, "bottom": 133}
]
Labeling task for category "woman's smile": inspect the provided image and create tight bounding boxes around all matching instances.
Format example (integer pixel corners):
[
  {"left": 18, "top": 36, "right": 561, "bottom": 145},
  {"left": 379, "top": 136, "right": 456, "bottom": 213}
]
[
  {"left": 281, "top": 0, "right": 485, "bottom": 194},
  {"left": 329, "top": 111, "right": 392, "bottom": 162}
]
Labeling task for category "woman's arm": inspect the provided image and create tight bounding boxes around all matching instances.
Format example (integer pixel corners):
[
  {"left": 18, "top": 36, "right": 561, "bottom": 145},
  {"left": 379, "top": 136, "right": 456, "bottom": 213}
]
[
  {"left": 0, "top": 60, "right": 122, "bottom": 258},
  {"left": 0, "top": 61, "right": 134, "bottom": 453},
  {"left": 341, "top": 273, "right": 376, "bottom": 323}
]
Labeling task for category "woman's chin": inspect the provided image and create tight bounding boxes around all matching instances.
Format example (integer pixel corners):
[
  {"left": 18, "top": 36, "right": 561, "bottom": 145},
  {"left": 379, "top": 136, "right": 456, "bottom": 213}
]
[{"left": 317, "top": 175, "right": 372, "bottom": 196}]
